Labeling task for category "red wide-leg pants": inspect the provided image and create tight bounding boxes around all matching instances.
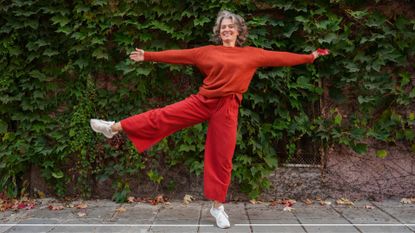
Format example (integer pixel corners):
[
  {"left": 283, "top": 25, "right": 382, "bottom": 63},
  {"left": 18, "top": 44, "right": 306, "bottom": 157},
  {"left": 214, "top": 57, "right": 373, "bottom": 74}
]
[{"left": 120, "top": 93, "right": 241, "bottom": 203}]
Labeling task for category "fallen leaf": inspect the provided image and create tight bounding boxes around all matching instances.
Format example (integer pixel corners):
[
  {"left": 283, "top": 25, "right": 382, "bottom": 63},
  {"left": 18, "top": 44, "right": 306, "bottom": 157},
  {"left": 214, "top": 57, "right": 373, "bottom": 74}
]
[
  {"left": 283, "top": 206, "right": 294, "bottom": 212},
  {"left": 150, "top": 194, "right": 167, "bottom": 205},
  {"left": 281, "top": 199, "right": 296, "bottom": 207},
  {"left": 303, "top": 199, "right": 313, "bottom": 205},
  {"left": 65, "top": 203, "right": 74, "bottom": 208},
  {"left": 1, "top": 202, "right": 13, "bottom": 212},
  {"left": 400, "top": 198, "right": 415, "bottom": 204},
  {"left": 127, "top": 196, "right": 135, "bottom": 203},
  {"left": 75, "top": 202, "right": 88, "bottom": 209},
  {"left": 269, "top": 200, "right": 279, "bottom": 207},
  {"left": 37, "top": 191, "right": 46, "bottom": 199},
  {"left": 25, "top": 203, "right": 35, "bottom": 210},
  {"left": 116, "top": 207, "right": 127, "bottom": 213},
  {"left": 48, "top": 205, "right": 65, "bottom": 210},
  {"left": 336, "top": 198, "right": 354, "bottom": 206},
  {"left": 17, "top": 203, "right": 26, "bottom": 209},
  {"left": 364, "top": 204, "right": 374, "bottom": 209},
  {"left": 183, "top": 194, "right": 194, "bottom": 205},
  {"left": 77, "top": 212, "right": 86, "bottom": 217},
  {"left": 249, "top": 199, "right": 257, "bottom": 204},
  {"left": 320, "top": 200, "right": 332, "bottom": 206}
]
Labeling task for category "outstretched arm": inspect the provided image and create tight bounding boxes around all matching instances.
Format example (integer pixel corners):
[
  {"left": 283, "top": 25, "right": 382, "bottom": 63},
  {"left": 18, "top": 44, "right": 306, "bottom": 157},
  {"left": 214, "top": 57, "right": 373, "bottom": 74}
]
[
  {"left": 255, "top": 48, "right": 329, "bottom": 67},
  {"left": 129, "top": 47, "right": 201, "bottom": 65}
]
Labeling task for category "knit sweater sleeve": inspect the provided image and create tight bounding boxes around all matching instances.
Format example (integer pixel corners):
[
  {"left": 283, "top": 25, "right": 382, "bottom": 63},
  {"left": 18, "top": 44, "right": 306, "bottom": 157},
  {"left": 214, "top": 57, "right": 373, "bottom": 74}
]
[
  {"left": 143, "top": 47, "right": 202, "bottom": 65},
  {"left": 254, "top": 48, "right": 315, "bottom": 67}
]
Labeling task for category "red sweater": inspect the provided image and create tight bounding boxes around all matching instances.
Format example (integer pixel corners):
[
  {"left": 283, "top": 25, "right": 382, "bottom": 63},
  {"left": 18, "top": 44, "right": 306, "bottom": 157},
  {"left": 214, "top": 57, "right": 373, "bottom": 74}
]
[{"left": 144, "top": 45, "right": 314, "bottom": 98}]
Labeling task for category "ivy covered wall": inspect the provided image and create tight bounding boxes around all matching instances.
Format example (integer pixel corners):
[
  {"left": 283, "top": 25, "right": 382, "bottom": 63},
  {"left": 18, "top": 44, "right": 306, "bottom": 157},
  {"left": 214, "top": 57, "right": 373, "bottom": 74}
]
[{"left": 1, "top": 0, "right": 414, "bottom": 201}]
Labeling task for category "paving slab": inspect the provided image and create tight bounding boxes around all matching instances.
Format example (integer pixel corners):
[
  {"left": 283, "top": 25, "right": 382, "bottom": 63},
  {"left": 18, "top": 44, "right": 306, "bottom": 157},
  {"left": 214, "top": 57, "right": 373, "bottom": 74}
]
[
  {"left": 4, "top": 218, "right": 57, "bottom": 233},
  {"left": 371, "top": 202, "right": 415, "bottom": 222},
  {"left": 293, "top": 204, "right": 360, "bottom": 233},
  {"left": 93, "top": 225, "right": 147, "bottom": 233},
  {"left": 304, "top": 226, "right": 359, "bottom": 233},
  {"left": 1, "top": 211, "right": 31, "bottom": 224},
  {"left": 0, "top": 228, "right": 11, "bottom": 233},
  {"left": 246, "top": 203, "right": 305, "bottom": 233},
  {"left": 332, "top": 203, "right": 413, "bottom": 233},
  {"left": 110, "top": 203, "right": 158, "bottom": 224},
  {"left": 48, "top": 225, "right": 97, "bottom": 233},
  {"left": 1, "top": 199, "right": 415, "bottom": 233},
  {"left": 151, "top": 203, "right": 201, "bottom": 233},
  {"left": 154, "top": 203, "right": 200, "bottom": 222},
  {"left": 149, "top": 224, "right": 198, "bottom": 233}
]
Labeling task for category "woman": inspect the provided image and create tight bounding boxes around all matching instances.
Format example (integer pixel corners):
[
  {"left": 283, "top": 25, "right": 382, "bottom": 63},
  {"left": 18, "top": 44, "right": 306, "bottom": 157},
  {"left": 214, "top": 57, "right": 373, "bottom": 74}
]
[{"left": 91, "top": 10, "right": 328, "bottom": 228}]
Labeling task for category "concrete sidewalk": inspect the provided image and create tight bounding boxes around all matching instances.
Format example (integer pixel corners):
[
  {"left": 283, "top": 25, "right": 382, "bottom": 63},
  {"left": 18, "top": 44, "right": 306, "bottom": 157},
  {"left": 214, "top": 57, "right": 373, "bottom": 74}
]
[{"left": 1, "top": 198, "right": 414, "bottom": 233}]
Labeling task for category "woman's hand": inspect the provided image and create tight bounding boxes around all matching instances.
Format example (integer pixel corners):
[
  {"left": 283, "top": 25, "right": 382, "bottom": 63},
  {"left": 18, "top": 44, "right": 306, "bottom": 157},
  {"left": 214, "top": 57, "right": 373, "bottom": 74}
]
[
  {"left": 129, "top": 48, "right": 144, "bottom": 62},
  {"left": 312, "top": 48, "right": 330, "bottom": 59}
]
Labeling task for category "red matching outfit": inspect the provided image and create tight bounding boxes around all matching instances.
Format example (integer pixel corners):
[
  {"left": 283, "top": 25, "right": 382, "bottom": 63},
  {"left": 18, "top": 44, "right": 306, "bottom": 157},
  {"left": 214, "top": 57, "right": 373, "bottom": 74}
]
[{"left": 121, "top": 45, "right": 314, "bottom": 202}]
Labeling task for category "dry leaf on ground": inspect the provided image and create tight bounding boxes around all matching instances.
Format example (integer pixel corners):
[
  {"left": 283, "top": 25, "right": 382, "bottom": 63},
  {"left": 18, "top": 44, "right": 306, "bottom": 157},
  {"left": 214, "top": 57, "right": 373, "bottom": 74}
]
[
  {"left": 77, "top": 212, "right": 86, "bottom": 217},
  {"left": 36, "top": 191, "right": 46, "bottom": 199},
  {"left": 269, "top": 200, "right": 279, "bottom": 207},
  {"left": 127, "top": 196, "right": 135, "bottom": 203},
  {"left": 75, "top": 202, "right": 88, "bottom": 209},
  {"left": 320, "top": 200, "right": 332, "bottom": 206},
  {"left": 364, "top": 204, "right": 375, "bottom": 209},
  {"left": 150, "top": 194, "right": 167, "bottom": 205},
  {"left": 281, "top": 199, "right": 296, "bottom": 207},
  {"left": 303, "top": 199, "right": 313, "bottom": 205},
  {"left": 336, "top": 198, "right": 354, "bottom": 206},
  {"left": 183, "top": 194, "right": 194, "bottom": 205},
  {"left": 65, "top": 203, "right": 74, "bottom": 208},
  {"left": 116, "top": 207, "right": 127, "bottom": 213},
  {"left": 283, "top": 206, "right": 294, "bottom": 212},
  {"left": 400, "top": 198, "right": 415, "bottom": 204},
  {"left": 48, "top": 205, "right": 65, "bottom": 210},
  {"left": 0, "top": 196, "right": 36, "bottom": 212}
]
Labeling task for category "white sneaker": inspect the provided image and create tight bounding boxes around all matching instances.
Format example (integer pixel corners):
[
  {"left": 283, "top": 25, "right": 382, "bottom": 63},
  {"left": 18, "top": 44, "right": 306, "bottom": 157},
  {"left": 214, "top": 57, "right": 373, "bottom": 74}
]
[
  {"left": 210, "top": 205, "right": 230, "bottom": 229},
  {"left": 90, "top": 119, "right": 118, "bottom": 138}
]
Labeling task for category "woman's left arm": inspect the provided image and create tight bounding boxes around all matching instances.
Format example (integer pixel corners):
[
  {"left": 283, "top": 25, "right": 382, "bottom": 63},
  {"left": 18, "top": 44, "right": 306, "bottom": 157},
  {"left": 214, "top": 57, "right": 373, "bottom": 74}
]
[{"left": 255, "top": 48, "right": 327, "bottom": 67}]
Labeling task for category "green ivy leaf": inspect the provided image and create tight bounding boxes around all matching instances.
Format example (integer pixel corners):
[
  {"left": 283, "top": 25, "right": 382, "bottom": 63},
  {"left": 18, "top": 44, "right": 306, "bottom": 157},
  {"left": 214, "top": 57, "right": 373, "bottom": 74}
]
[
  {"left": 51, "top": 15, "right": 70, "bottom": 27},
  {"left": 376, "top": 150, "right": 388, "bottom": 159},
  {"left": 352, "top": 143, "right": 368, "bottom": 154},
  {"left": 334, "top": 113, "right": 342, "bottom": 125},
  {"left": 52, "top": 171, "right": 64, "bottom": 179},
  {"left": 0, "top": 120, "right": 7, "bottom": 133},
  {"left": 283, "top": 24, "right": 298, "bottom": 38},
  {"left": 263, "top": 156, "right": 277, "bottom": 168},
  {"left": 43, "top": 48, "right": 59, "bottom": 57},
  {"left": 92, "top": 48, "right": 109, "bottom": 60},
  {"left": 318, "top": 33, "right": 337, "bottom": 44},
  {"left": 194, "top": 16, "right": 210, "bottom": 27}
]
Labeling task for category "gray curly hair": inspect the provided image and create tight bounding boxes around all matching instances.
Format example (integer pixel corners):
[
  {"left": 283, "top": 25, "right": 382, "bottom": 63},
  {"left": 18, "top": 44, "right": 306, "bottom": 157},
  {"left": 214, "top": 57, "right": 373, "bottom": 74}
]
[{"left": 211, "top": 10, "right": 248, "bottom": 47}]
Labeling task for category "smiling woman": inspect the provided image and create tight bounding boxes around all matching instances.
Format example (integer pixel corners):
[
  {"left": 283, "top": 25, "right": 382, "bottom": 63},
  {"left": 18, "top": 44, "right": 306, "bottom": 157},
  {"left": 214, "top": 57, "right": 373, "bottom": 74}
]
[
  {"left": 211, "top": 10, "right": 248, "bottom": 47},
  {"left": 90, "top": 10, "right": 328, "bottom": 229}
]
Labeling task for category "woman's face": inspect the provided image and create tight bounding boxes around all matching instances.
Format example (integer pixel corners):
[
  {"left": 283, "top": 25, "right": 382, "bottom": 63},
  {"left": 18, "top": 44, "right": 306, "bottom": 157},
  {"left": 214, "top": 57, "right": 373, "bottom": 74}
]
[{"left": 220, "top": 18, "right": 239, "bottom": 47}]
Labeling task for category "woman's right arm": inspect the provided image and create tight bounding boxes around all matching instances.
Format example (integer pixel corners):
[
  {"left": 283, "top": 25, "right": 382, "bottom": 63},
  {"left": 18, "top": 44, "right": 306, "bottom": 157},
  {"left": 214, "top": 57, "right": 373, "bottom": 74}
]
[{"left": 129, "top": 47, "right": 201, "bottom": 65}]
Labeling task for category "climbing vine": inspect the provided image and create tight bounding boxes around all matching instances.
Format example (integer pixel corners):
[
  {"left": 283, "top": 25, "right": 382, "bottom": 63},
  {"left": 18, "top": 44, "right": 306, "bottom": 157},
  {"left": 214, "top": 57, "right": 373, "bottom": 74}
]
[{"left": 0, "top": 0, "right": 414, "bottom": 200}]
